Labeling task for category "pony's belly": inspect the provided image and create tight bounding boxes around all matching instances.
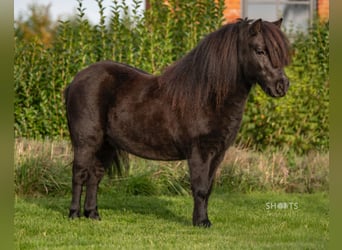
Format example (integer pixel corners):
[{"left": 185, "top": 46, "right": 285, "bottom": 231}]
[
  {"left": 107, "top": 100, "right": 187, "bottom": 161},
  {"left": 109, "top": 136, "right": 185, "bottom": 161},
  {"left": 125, "top": 145, "right": 184, "bottom": 161},
  {"left": 106, "top": 121, "right": 186, "bottom": 161}
]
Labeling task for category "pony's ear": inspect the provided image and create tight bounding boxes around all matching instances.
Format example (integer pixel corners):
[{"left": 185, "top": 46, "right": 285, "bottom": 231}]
[
  {"left": 273, "top": 18, "right": 283, "bottom": 28},
  {"left": 249, "top": 19, "right": 262, "bottom": 36}
]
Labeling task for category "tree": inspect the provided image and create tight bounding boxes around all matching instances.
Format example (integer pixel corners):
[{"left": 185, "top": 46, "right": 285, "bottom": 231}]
[{"left": 15, "top": 3, "right": 57, "bottom": 47}]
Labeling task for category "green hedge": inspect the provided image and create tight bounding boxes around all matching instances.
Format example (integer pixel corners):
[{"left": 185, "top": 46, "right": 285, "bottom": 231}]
[{"left": 14, "top": 0, "right": 329, "bottom": 154}]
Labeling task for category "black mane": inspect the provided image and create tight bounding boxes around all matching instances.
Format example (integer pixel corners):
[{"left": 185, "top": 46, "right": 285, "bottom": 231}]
[{"left": 159, "top": 19, "right": 290, "bottom": 112}]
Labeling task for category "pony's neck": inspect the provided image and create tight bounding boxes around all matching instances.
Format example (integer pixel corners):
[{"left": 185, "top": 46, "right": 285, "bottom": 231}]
[
  {"left": 158, "top": 22, "right": 243, "bottom": 114},
  {"left": 222, "top": 80, "right": 251, "bottom": 108}
]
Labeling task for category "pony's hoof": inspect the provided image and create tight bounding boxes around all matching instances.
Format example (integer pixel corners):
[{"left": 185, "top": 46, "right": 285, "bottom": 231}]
[
  {"left": 69, "top": 209, "right": 81, "bottom": 219},
  {"left": 194, "top": 219, "right": 212, "bottom": 228},
  {"left": 84, "top": 209, "right": 101, "bottom": 220}
]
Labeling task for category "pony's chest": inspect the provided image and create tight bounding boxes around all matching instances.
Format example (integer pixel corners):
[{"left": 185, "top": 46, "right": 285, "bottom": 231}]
[{"left": 196, "top": 109, "right": 245, "bottom": 147}]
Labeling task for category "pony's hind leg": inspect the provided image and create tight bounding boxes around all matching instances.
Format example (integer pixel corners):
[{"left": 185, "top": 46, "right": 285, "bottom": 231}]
[
  {"left": 69, "top": 143, "right": 105, "bottom": 220},
  {"left": 69, "top": 145, "right": 94, "bottom": 219},
  {"left": 69, "top": 162, "right": 83, "bottom": 219},
  {"left": 83, "top": 155, "right": 105, "bottom": 219},
  {"left": 83, "top": 141, "right": 116, "bottom": 219}
]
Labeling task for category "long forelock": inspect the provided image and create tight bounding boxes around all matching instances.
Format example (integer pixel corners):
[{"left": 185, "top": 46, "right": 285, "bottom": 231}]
[{"left": 262, "top": 22, "right": 291, "bottom": 68}]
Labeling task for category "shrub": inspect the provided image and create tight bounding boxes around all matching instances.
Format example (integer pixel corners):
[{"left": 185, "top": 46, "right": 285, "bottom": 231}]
[{"left": 14, "top": 0, "right": 225, "bottom": 139}]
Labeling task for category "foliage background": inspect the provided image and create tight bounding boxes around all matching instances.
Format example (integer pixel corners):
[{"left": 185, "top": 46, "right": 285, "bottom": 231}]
[{"left": 14, "top": 0, "right": 329, "bottom": 154}]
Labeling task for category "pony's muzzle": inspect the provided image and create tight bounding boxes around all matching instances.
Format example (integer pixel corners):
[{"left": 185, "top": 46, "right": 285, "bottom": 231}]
[{"left": 275, "top": 76, "right": 290, "bottom": 97}]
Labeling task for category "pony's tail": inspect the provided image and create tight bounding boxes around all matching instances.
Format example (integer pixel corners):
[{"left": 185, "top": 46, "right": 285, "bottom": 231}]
[{"left": 109, "top": 148, "right": 130, "bottom": 177}]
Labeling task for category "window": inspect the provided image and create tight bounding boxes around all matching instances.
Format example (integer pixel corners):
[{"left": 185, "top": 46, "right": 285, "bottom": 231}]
[{"left": 242, "top": 0, "right": 316, "bottom": 33}]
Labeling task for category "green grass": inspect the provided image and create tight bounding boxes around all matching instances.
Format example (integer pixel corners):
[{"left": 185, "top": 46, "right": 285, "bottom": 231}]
[
  {"left": 14, "top": 140, "right": 329, "bottom": 248},
  {"left": 15, "top": 191, "right": 328, "bottom": 249}
]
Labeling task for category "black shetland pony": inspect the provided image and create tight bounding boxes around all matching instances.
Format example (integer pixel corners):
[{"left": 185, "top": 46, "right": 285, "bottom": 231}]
[{"left": 64, "top": 18, "right": 291, "bottom": 227}]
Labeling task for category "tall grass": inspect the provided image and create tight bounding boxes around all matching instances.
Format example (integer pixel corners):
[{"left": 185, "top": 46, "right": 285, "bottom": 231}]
[
  {"left": 15, "top": 139, "right": 72, "bottom": 196},
  {"left": 14, "top": 0, "right": 329, "bottom": 154},
  {"left": 217, "top": 146, "right": 329, "bottom": 193},
  {"left": 14, "top": 139, "right": 329, "bottom": 197}
]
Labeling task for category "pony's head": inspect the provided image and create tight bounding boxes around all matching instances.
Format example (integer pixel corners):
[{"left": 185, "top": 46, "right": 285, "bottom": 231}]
[{"left": 239, "top": 18, "right": 291, "bottom": 97}]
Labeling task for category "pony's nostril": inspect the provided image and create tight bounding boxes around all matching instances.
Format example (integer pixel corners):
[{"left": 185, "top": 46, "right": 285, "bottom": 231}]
[
  {"left": 282, "top": 77, "right": 290, "bottom": 90},
  {"left": 275, "top": 77, "right": 289, "bottom": 96}
]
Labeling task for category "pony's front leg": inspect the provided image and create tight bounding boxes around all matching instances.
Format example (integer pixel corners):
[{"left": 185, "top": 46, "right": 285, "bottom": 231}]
[
  {"left": 188, "top": 146, "right": 225, "bottom": 227},
  {"left": 188, "top": 155, "right": 212, "bottom": 227}
]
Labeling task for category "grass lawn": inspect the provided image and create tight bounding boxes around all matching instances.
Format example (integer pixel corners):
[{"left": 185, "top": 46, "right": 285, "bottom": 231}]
[{"left": 14, "top": 191, "right": 328, "bottom": 249}]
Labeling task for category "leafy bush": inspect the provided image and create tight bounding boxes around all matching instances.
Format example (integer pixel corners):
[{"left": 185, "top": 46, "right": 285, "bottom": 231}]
[
  {"left": 14, "top": 0, "right": 329, "bottom": 153},
  {"left": 14, "top": 0, "right": 225, "bottom": 139}
]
